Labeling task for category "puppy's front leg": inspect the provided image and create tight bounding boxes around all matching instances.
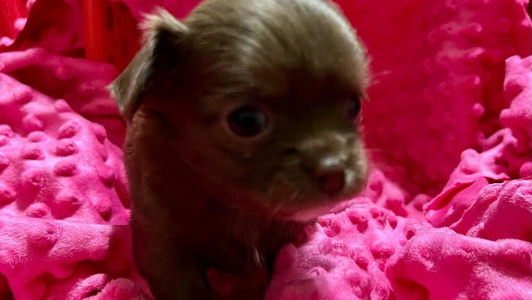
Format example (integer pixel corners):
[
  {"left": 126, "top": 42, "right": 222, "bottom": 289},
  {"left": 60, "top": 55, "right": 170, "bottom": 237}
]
[{"left": 131, "top": 218, "right": 210, "bottom": 300}]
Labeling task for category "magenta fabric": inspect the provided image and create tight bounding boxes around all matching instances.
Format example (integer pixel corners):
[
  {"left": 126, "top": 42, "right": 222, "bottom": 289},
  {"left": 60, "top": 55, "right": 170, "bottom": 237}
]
[{"left": 0, "top": 0, "right": 530, "bottom": 299}]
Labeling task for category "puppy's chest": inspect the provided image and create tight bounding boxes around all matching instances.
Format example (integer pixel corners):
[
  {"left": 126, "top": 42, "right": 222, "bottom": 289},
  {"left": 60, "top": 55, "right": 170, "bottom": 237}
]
[{"left": 194, "top": 209, "right": 300, "bottom": 266}]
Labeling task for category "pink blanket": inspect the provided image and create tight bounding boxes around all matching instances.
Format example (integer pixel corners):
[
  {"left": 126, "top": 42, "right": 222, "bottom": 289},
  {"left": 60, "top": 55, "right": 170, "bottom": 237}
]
[{"left": 0, "top": 0, "right": 530, "bottom": 299}]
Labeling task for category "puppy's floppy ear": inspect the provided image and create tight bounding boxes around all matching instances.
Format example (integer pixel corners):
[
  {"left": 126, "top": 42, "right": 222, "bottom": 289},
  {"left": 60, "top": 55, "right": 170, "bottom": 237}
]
[{"left": 108, "top": 8, "right": 188, "bottom": 121}]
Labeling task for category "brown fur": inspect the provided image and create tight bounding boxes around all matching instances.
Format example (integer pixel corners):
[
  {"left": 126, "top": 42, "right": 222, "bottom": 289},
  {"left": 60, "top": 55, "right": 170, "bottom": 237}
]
[{"left": 109, "top": 0, "right": 369, "bottom": 299}]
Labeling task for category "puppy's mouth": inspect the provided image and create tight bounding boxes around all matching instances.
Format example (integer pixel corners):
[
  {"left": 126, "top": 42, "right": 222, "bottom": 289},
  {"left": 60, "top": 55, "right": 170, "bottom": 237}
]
[
  {"left": 263, "top": 170, "right": 363, "bottom": 221},
  {"left": 272, "top": 202, "right": 342, "bottom": 222}
]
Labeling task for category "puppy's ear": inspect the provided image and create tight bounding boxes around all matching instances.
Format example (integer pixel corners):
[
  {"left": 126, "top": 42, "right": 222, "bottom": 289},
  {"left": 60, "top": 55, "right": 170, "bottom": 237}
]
[{"left": 108, "top": 8, "right": 188, "bottom": 121}]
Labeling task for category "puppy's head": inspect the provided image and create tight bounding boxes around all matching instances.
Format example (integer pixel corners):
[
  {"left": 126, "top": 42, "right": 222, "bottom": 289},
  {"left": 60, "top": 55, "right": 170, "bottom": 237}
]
[{"left": 110, "top": 0, "right": 369, "bottom": 221}]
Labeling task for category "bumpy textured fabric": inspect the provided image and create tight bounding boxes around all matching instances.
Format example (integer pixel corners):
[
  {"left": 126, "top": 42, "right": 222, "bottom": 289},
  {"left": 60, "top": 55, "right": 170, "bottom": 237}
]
[{"left": 0, "top": 0, "right": 530, "bottom": 299}]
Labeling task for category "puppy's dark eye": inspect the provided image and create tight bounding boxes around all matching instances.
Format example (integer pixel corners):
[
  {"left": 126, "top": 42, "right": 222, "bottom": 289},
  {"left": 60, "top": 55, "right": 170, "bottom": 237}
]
[
  {"left": 347, "top": 96, "right": 362, "bottom": 120},
  {"left": 227, "top": 105, "right": 268, "bottom": 137}
]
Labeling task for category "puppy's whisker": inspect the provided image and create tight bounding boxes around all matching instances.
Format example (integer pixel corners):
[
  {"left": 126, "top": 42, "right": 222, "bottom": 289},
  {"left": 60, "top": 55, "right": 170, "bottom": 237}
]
[{"left": 289, "top": 189, "right": 301, "bottom": 202}]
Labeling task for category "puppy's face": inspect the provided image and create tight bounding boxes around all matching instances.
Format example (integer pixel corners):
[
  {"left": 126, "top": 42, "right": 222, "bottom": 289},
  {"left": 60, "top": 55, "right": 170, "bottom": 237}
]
[{"left": 111, "top": 0, "right": 369, "bottom": 221}]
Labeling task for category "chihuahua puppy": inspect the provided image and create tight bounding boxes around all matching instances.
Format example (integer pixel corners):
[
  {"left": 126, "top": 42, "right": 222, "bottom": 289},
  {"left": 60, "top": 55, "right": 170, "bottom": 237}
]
[{"left": 109, "top": 0, "right": 369, "bottom": 299}]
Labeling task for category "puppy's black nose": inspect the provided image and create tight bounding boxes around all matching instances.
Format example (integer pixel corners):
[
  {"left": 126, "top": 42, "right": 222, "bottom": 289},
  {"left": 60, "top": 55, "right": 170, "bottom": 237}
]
[{"left": 314, "top": 165, "right": 346, "bottom": 196}]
